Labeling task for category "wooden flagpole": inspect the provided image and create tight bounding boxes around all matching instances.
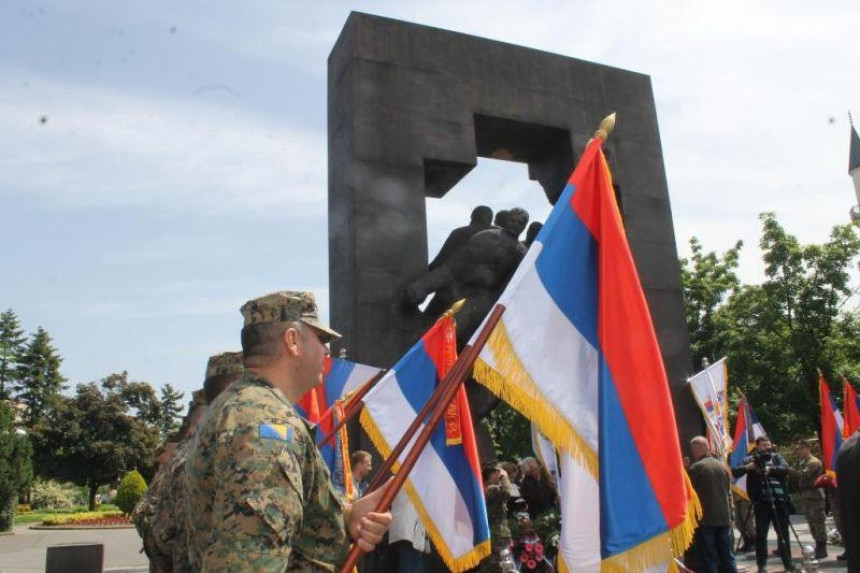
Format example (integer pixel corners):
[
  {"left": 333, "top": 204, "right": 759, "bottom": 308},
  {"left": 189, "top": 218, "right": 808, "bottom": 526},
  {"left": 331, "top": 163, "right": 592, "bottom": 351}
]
[
  {"left": 315, "top": 369, "right": 387, "bottom": 447},
  {"left": 338, "top": 303, "right": 505, "bottom": 573},
  {"left": 317, "top": 299, "right": 466, "bottom": 449}
]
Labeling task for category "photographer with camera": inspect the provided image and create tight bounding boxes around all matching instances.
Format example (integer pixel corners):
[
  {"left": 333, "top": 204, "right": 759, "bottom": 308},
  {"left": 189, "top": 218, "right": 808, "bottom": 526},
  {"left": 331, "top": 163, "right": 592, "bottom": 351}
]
[{"left": 732, "top": 436, "right": 796, "bottom": 572}]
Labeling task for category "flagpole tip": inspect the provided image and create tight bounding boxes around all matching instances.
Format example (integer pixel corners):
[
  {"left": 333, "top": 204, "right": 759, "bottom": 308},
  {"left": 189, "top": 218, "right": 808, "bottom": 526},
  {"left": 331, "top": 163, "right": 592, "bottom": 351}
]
[
  {"left": 594, "top": 112, "right": 617, "bottom": 140},
  {"left": 445, "top": 299, "right": 467, "bottom": 318}
]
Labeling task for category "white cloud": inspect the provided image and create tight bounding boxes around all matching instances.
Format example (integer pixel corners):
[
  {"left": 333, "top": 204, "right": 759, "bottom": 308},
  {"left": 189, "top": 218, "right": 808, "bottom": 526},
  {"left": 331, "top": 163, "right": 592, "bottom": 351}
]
[{"left": 0, "top": 66, "right": 327, "bottom": 217}]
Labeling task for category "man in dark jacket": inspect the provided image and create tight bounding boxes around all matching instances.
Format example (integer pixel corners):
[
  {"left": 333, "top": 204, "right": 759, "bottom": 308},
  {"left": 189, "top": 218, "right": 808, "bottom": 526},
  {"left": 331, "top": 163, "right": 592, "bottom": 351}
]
[
  {"left": 687, "top": 436, "right": 737, "bottom": 573},
  {"left": 732, "top": 436, "right": 795, "bottom": 572},
  {"left": 836, "top": 430, "right": 860, "bottom": 572}
]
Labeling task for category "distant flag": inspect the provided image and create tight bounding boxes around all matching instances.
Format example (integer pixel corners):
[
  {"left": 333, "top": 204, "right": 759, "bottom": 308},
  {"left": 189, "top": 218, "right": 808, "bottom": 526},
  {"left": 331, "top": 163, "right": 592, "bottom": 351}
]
[
  {"left": 688, "top": 357, "right": 731, "bottom": 458},
  {"left": 360, "top": 314, "right": 490, "bottom": 571},
  {"left": 729, "top": 394, "right": 767, "bottom": 499},
  {"left": 296, "top": 357, "right": 382, "bottom": 494},
  {"left": 819, "top": 374, "right": 845, "bottom": 476},
  {"left": 531, "top": 424, "right": 560, "bottom": 485},
  {"left": 844, "top": 375, "right": 860, "bottom": 438},
  {"left": 471, "top": 119, "right": 700, "bottom": 570}
]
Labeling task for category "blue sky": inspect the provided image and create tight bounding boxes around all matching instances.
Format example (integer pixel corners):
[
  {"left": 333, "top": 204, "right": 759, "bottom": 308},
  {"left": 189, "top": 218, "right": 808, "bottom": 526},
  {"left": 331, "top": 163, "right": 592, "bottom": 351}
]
[{"left": 1, "top": 1, "right": 858, "bottom": 407}]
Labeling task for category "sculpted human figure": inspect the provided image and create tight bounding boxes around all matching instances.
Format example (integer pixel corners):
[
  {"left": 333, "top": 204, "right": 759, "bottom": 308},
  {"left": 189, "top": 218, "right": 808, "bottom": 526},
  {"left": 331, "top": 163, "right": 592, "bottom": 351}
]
[
  {"left": 404, "top": 207, "right": 529, "bottom": 345},
  {"left": 429, "top": 205, "right": 493, "bottom": 271}
]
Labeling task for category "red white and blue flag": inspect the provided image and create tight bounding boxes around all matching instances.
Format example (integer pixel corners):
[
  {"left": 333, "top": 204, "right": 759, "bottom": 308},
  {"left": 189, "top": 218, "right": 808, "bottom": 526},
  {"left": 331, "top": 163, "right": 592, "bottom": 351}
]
[
  {"left": 296, "top": 357, "right": 382, "bottom": 497},
  {"left": 360, "top": 314, "right": 490, "bottom": 571},
  {"left": 819, "top": 374, "right": 845, "bottom": 477},
  {"left": 729, "top": 395, "right": 766, "bottom": 499},
  {"left": 843, "top": 375, "right": 860, "bottom": 439},
  {"left": 472, "top": 132, "right": 699, "bottom": 570}
]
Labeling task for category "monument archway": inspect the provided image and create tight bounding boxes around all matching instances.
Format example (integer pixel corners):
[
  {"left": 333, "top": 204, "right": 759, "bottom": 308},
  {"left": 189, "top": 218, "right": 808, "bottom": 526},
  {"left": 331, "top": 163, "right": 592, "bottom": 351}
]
[{"left": 328, "top": 12, "right": 699, "bottom": 444}]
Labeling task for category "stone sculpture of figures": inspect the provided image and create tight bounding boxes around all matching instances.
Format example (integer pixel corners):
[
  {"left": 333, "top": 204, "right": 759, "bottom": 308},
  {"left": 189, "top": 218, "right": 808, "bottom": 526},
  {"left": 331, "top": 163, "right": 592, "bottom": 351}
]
[
  {"left": 404, "top": 207, "right": 529, "bottom": 346},
  {"left": 429, "top": 205, "right": 494, "bottom": 271}
]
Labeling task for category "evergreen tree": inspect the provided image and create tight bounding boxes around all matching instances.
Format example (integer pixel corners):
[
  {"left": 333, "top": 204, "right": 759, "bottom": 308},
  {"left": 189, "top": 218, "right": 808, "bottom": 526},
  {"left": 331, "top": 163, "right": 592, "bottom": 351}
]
[
  {"left": 158, "top": 383, "right": 184, "bottom": 440},
  {"left": 0, "top": 401, "right": 33, "bottom": 531},
  {"left": 0, "top": 309, "right": 26, "bottom": 401},
  {"left": 14, "top": 327, "right": 66, "bottom": 428}
]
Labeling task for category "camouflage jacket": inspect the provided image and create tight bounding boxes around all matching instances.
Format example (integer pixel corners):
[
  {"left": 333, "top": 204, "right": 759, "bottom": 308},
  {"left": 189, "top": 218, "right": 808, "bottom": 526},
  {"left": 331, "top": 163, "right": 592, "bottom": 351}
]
[
  {"left": 795, "top": 455, "right": 825, "bottom": 500},
  {"left": 185, "top": 371, "right": 348, "bottom": 572},
  {"left": 486, "top": 479, "right": 512, "bottom": 544},
  {"left": 132, "top": 462, "right": 172, "bottom": 554},
  {"left": 164, "top": 438, "right": 193, "bottom": 571}
]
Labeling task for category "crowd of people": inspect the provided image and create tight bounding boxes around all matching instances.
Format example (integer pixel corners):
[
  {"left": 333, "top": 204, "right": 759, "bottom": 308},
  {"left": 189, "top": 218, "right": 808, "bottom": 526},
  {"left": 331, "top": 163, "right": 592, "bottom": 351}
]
[{"left": 685, "top": 433, "right": 856, "bottom": 573}]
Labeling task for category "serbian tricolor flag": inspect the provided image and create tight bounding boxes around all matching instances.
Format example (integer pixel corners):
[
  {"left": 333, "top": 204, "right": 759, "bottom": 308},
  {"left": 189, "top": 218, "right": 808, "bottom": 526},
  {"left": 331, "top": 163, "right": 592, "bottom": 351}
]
[
  {"left": 472, "top": 129, "right": 700, "bottom": 570},
  {"left": 843, "top": 375, "right": 860, "bottom": 438},
  {"left": 296, "top": 358, "right": 382, "bottom": 494},
  {"left": 360, "top": 314, "right": 490, "bottom": 571},
  {"left": 729, "top": 395, "right": 766, "bottom": 499},
  {"left": 819, "top": 374, "right": 845, "bottom": 477}
]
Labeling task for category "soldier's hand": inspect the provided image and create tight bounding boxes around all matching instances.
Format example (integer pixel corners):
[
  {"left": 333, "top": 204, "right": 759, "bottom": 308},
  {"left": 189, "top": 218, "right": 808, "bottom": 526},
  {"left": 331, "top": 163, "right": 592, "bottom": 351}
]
[{"left": 346, "top": 478, "right": 394, "bottom": 552}]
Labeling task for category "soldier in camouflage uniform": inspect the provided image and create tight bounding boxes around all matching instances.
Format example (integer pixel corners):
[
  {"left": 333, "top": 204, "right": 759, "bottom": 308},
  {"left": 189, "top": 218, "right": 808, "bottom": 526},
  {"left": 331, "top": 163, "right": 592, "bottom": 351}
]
[
  {"left": 134, "top": 387, "right": 209, "bottom": 573},
  {"left": 481, "top": 464, "right": 514, "bottom": 572},
  {"left": 732, "top": 491, "right": 755, "bottom": 552},
  {"left": 184, "top": 291, "right": 392, "bottom": 571},
  {"left": 133, "top": 450, "right": 177, "bottom": 573},
  {"left": 789, "top": 441, "right": 828, "bottom": 558}
]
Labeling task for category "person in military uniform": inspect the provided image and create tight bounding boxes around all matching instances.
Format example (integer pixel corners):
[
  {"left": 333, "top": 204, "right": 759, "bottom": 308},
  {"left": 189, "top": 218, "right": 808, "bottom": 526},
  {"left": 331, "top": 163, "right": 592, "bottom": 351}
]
[
  {"left": 732, "top": 491, "right": 756, "bottom": 552},
  {"left": 134, "top": 447, "right": 179, "bottom": 573},
  {"left": 789, "top": 441, "right": 828, "bottom": 558},
  {"left": 150, "top": 352, "right": 245, "bottom": 572},
  {"left": 184, "top": 291, "right": 392, "bottom": 571},
  {"left": 481, "top": 464, "right": 514, "bottom": 572},
  {"left": 134, "top": 385, "right": 213, "bottom": 573}
]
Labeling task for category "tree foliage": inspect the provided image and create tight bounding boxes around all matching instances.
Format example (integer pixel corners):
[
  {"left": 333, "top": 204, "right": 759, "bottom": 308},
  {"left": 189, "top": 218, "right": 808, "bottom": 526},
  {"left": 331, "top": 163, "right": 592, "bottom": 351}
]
[
  {"left": 158, "top": 383, "right": 185, "bottom": 441},
  {"left": 482, "top": 402, "right": 533, "bottom": 462},
  {"left": 14, "top": 327, "right": 66, "bottom": 428},
  {"left": 115, "top": 470, "right": 147, "bottom": 515},
  {"left": 33, "top": 373, "right": 160, "bottom": 510},
  {"left": 0, "top": 309, "right": 26, "bottom": 401},
  {"left": 681, "top": 213, "right": 860, "bottom": 444},
  {"left": 0, "top": 401, "right": 33, "bottom": 531}
]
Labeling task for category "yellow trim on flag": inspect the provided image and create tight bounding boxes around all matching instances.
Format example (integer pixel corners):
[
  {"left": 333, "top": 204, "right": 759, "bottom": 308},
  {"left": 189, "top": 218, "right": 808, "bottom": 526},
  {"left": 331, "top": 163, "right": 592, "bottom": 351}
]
[
  {"left": 472, "top": 319, "right": 598, "bottom": 478},
  {"left": 601, "top": 474, "right": 701, "bottom": 572},
  {"left": 359, "top": 408, "right": 491, "bottom": 572}
]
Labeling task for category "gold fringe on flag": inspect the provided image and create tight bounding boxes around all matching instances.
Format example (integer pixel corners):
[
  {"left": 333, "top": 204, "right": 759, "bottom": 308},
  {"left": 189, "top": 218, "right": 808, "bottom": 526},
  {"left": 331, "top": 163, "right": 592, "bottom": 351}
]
[
  {"left": 472, "top": 318, "right": 599, "bottom": 477},
  {"left": 359, "top": 407, "right": 491, "bottom": 572}
]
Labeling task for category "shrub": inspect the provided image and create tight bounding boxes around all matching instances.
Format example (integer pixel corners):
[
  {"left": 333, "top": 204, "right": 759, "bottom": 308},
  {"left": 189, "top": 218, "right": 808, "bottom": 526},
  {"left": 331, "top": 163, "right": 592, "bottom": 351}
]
[
  {"left": 30, "top": 479, "right": 78, "bottom": 510},
  {"left": 115, "top": 471, "right": 147, "bottom": 515},
  {"left": 16, "top": 504, "right": 31, "bottom": 514},
  {"left": 42, "top": 510, "right": 124, "bottom": 526}
]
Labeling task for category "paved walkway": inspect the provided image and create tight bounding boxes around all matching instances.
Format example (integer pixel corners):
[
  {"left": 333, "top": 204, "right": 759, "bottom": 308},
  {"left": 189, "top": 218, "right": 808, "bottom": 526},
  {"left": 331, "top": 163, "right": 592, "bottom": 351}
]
[
  {"left": 732, "top": 515, "right": 848, "bottom": 572},
  {"left": 0, "top": 516, "right": 851, "bottom": 572},
  {"left": 0, "top": 526, "right": 147, "bottom": 573}
]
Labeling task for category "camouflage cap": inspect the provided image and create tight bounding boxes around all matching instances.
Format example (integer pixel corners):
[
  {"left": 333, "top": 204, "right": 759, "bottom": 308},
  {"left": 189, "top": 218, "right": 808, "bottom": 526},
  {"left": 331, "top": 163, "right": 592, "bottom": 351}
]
[
  {"left": 205, "top": 351, "right": 244, "bottom": 380},
  {"left": 240, "top": 291, "right": 341, "bottom": 342},
  {"left": 191, "top": 389, "right": 207, "bottom": 406}
]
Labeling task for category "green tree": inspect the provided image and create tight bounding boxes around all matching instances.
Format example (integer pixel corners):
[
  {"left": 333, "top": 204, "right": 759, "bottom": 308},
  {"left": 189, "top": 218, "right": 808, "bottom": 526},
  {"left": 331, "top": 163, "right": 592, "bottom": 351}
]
[
  {"left": 0, "top": 401, "right": 34, "bottom": 532},
  {"left": 482, "top": 402, "right": 533, "bottom": 462},
  {"left": 0, "top": 309, "right": 27, "bottom": 401},
  {"left": 14, "top": 327, "right": 65, "bottom": 427},
  {"left": 681, "top": 214, "right": 860, "bottom": 443},
  {"left": 679, "top": 237, "right": 743, "bottom": 368},
  {"left": 115, "top": 470, "right": 147, "bottom": 515},
  {"left": 158, "top": 383, "right": 185, "bottom": 441},
  {"left": 34, "top": 374, "right": 159, "bottom": 510}
]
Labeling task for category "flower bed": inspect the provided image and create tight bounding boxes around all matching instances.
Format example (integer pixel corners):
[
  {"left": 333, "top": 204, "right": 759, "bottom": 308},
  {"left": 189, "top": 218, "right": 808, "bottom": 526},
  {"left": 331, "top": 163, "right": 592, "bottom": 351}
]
[{"left": 41, "top": 510, "right": 128, "bottom": 527}]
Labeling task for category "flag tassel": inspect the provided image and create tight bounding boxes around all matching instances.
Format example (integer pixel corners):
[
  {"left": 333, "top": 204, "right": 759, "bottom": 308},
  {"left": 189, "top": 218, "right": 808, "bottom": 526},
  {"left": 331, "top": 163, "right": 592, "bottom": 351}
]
[{"left": 340, "top": 304, "right": 506, "bottom": 573}]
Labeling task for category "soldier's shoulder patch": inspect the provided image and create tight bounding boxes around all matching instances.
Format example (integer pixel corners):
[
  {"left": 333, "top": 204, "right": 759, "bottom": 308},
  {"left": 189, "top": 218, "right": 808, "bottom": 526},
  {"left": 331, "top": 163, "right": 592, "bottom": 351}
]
[{"left": 259, "top": 422, "right": 292, "bottom": 443}]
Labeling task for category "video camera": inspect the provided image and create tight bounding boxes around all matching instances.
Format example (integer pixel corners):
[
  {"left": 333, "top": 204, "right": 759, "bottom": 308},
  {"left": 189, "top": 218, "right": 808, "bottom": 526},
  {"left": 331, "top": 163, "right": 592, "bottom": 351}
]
[{"left": 743, "top": 450, "right": 775, "bottom": 473}]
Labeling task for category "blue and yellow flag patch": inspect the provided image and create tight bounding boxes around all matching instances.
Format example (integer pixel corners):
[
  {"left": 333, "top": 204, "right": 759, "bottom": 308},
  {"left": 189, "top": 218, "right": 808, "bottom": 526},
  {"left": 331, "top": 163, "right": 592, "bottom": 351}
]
[{"left": 259, "top": 423, "right": 292, "bottom": 443}]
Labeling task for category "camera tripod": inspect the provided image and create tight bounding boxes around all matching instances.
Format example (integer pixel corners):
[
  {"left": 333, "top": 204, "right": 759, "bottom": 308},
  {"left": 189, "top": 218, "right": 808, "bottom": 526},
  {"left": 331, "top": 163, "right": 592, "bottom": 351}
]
[{"left": 756, "top": 470, "right": 804, "bottom": 570}]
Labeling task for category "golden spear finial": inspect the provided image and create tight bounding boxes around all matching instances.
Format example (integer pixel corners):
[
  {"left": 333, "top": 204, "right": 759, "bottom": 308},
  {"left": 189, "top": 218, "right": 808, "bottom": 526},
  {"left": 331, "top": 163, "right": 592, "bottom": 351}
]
[
  {"left": 593, "top": 112, "right": 617, "bottom": 141},
  {"left": 444, "top": 299, "right": 467, "bottom": 318}
]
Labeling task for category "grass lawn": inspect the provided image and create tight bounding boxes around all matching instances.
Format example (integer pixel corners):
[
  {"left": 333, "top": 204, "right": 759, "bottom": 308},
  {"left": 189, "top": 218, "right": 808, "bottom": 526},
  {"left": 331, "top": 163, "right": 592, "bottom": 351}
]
[{"left": 13, "top": 504, "right": 120, "bottom": 526}]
